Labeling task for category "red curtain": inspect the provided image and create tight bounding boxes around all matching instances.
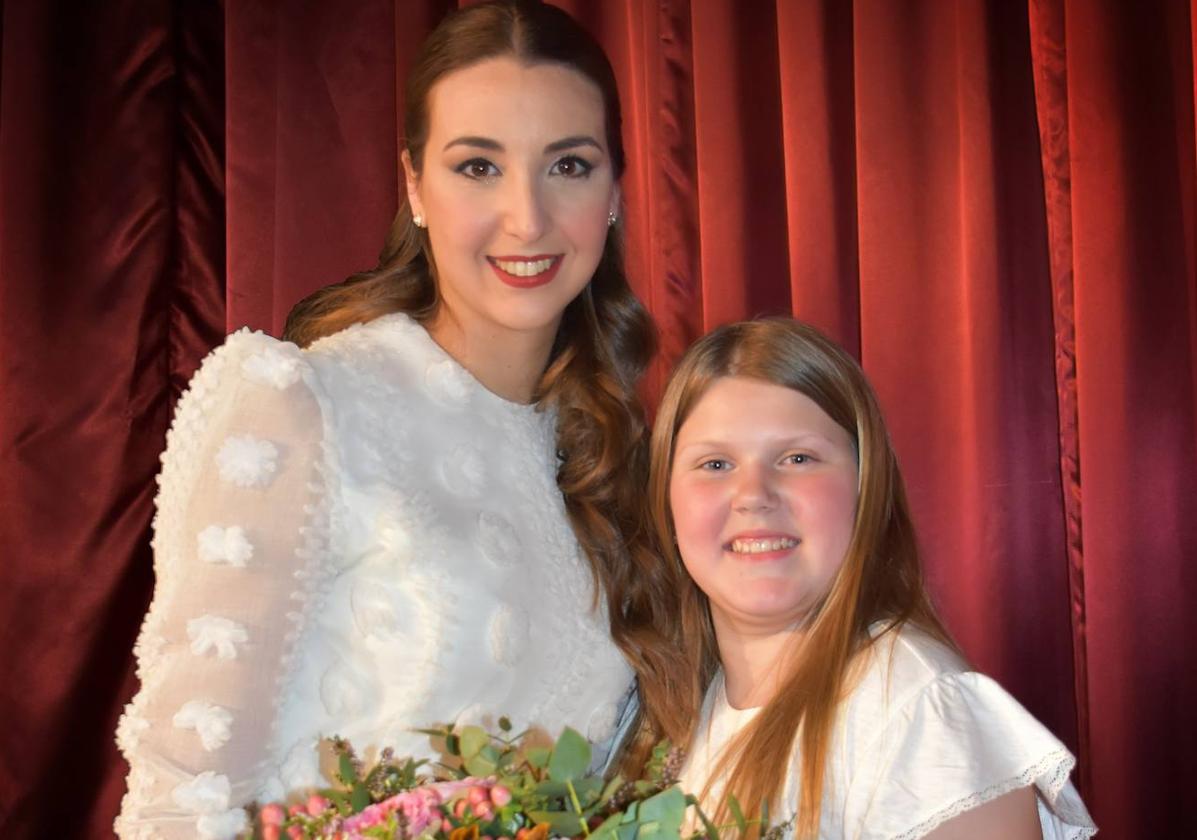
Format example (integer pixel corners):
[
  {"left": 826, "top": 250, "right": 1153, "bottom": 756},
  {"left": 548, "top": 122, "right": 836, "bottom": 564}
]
[{"left": 1, "top": 1, "right": 1193, "bottom": 836}]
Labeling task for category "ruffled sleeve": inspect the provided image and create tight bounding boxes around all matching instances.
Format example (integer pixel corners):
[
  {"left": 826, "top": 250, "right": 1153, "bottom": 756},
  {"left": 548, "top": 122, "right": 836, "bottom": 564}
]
[
  {"left": 843, "top": 671, "right": 1097, "bottom": 840},
  {"left": 115, "top": 331, "right": 336, "bottom": 840}
]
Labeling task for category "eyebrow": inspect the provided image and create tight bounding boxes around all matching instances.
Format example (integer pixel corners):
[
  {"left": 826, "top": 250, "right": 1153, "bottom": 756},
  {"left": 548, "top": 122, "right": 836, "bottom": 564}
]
[
  {"left": 442, "top": 135, "right": 604, "bottom": 154},
  {"left": 675, "top": 433, "right": 836, "bottom": 453}
]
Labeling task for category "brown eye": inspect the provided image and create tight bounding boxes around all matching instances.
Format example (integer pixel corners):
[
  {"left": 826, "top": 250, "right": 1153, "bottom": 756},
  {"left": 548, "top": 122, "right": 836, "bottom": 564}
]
[
  {"left": 549, "top": 155, "right": 593, "bottom": 178},
  {"left": 455, "top": 158, "right": 499, "bottom": 179}
]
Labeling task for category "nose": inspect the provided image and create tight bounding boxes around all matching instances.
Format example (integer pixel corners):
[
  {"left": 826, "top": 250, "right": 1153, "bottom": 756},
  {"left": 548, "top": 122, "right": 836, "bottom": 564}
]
[
  {"left": 731, "top": 463, "right": 778, "bottom": 513},
  {"left": 502, "top": 172, "right": 548, "bottom": 242}
]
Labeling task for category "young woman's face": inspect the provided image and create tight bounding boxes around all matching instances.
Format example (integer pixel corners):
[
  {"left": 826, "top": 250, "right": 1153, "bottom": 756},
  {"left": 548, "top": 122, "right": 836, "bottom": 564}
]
[
  {"left": 669, "top": 376, "right": 859, "bottom": 638},
  {"left": 405, "top": 56, "right": 618, "bottom": 344}
]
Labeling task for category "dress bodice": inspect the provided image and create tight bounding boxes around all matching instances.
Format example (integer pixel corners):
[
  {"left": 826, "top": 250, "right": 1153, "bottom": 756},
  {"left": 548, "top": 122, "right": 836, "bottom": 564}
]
[{"left": 116, "top": 314, "right": 632, "bottom": 839}]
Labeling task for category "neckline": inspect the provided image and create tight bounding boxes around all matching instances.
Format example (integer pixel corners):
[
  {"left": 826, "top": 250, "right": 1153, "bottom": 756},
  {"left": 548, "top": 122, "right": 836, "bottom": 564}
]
[
  {"left": 712, "top": 671, "right": 764, "bottom": 718},
  {"left": 375, "top": 313, "right": 547, "bottom": 418}
]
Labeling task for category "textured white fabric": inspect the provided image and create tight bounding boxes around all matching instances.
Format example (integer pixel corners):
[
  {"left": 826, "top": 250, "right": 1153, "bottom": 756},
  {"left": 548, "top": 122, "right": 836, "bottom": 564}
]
[
  {"left": 116, "top": 314, "right": 632, "bottom": 839},
  {"left": 678, "top": 627, "right": 1097, "bottom": 840}
]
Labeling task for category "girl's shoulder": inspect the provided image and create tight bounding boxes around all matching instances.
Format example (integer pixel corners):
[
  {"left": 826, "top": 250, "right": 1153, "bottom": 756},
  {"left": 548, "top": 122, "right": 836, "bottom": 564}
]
[
  {"left": 831, "top": 624, "right": 1096, "bottom": 840},
  {"left": 850, "top": 623, "right": 970, "bottom": 710}
]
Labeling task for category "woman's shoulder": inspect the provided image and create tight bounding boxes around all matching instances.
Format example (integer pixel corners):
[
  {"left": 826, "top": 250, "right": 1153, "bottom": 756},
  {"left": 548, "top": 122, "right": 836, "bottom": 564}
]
[{"left": 176, "top": 328, "right": 321, "bottom": 420}]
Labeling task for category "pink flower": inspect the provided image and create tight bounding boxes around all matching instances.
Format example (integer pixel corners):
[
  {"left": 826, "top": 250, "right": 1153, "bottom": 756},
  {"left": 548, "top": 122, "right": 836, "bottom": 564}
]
[
  {"left": 262, "top": 826, "right": 281, "bottom": 840},
  {"left": 467, "top": 786, "right": 490, "bottom": 806},
  {"left": 490, "top": 785, "right": 512, "bottom": 808},
  {"left": 473, "top": 801, "right": 494, "bottom": 821},
  {"left": 306, "top": 794, "right": 331, "bottom": 816},
  {"left": 286, "top": 826, "right": 304, "bottom": 840},
  {"left": 260, "top": 804, "right": 286, "bottom": 826}
]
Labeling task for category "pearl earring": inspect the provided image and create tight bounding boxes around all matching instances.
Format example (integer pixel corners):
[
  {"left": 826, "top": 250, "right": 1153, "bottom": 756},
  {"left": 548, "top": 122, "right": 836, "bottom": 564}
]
[
  {"left": 413, "top": 214, "right": 425, "bottom": 228},
  {"left": 607, "top": 211, "right": 618, "bottom": 227}
]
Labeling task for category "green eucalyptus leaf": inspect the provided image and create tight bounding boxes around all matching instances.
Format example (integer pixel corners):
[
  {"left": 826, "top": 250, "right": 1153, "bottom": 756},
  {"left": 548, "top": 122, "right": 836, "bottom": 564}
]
[
  {"left": 636, "top": 787, "right": 686, "bottom": 838},
  {"left": 528, "top": 809, "right": 588, "bottom": 836},
  {"left": 588, "top": 812, "right": 624, "bottom": 840},
  {"left": 533, "top": 779, "right": 571, "bottom": 799},
  {"left": 728, "top": 794, "right": 747, "bottom": 834},
  {"left": 547, "top": 727, "right": 591, "bottom": 782},
  {"left": 350, "top": 780, "right": 371, "bottom": 813},
  {"left": 459, "top": 726, "right": 488, "bottom": 759},
  {"left": 526, "top": 746, "right": 551, "bottom": 770},
  {"left": 599, "top": 774, "right": 625, "bottom": 806},
  {"left": 573, "top": 777, "right": 603, "bottom": 808},
  {"left": 464, "top": 753, "right": 498, "bottom": 778},
  {"left": 338, "top": 752, "right": 359, "bottom": 786}
]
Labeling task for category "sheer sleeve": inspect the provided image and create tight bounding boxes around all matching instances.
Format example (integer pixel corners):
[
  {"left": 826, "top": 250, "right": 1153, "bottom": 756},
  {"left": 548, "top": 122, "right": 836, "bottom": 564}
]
[
  {"left": 115, "top": 331, "right": 336, "bottom": 840},
  {"left": 843, "top": 672, "right": 1097, "bottom": 840}
]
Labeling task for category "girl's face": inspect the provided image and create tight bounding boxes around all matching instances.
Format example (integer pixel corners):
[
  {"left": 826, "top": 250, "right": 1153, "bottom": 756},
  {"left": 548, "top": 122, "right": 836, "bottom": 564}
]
[
  {"left": 404, "top": 56, "right": 619, "bottom": 346},
  {"left": 669, "top": 376, "right": 859, "bottom": 638}
]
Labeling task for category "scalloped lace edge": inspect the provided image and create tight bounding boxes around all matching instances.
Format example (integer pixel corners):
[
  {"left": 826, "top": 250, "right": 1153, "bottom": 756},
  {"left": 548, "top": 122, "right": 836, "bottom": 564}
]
[{"left": 890, "top": 748, "right": 1097, "bottom": 840}]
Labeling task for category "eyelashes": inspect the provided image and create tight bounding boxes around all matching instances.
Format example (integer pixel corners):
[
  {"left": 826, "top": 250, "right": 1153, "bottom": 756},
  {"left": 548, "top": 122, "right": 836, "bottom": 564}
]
[{"left": 453, "top": 154, "right": 596, "bottom": 181}]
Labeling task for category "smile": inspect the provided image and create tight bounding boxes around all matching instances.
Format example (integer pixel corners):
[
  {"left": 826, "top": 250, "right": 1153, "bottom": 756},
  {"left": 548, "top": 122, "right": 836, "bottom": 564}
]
[
  {"left": 487, "top": 255, "right": 562, "bottom": 288},
  {"left": 728, "top": 536, "right": 799, "bottom": 555}
]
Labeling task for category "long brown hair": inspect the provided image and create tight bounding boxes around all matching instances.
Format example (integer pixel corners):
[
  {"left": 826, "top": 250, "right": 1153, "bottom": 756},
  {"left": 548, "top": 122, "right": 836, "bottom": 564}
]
[
  {"left": 644, "top": 319, "right": 955, "bottom": 838},
  {"left": 282, "top": 1, "right": 689, "bottom": 751}
]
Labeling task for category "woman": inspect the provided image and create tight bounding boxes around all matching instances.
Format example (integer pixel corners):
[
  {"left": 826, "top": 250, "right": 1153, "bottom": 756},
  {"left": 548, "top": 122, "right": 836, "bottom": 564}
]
[
  {"left": 115, "top": 3, "right": 680, "bottom": 837},
  {"left": 636, "top": 319, "right": 1095, "bottom": 839}
]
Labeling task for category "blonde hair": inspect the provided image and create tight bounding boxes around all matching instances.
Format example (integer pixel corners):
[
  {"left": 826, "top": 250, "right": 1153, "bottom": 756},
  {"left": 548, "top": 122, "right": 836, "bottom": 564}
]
[{"left": 643, "top": 318, "right": 954, "bottom": 838}]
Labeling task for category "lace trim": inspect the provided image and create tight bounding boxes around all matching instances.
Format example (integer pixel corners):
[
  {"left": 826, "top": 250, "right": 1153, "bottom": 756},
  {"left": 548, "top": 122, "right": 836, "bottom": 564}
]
[{"left": 891, "top": 748, "right": 1097, "bottom": 840}]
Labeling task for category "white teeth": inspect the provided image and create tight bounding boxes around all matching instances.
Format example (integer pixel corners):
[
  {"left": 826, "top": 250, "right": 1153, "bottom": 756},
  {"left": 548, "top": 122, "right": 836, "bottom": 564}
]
[
  {"left": 730, "top": 537, "right": 799, "bottom": 554},
  {"left": 493, "top": 257, "right": 554, "bottom": 276}
]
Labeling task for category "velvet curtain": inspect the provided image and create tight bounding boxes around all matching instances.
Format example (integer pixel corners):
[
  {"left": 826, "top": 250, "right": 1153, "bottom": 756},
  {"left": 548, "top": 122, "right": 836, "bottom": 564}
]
[{"left": 1, "top": 1, "right": 1193, "bottom": 837}]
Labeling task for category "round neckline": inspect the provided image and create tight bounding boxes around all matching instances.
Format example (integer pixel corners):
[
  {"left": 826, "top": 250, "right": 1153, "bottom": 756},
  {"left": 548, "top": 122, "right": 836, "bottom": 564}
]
[
  {"left": 375, "top": 312, "right": 546, "bottom": 418},
  {"left": 713, "top": 671, "right": 765, "bottom": 718}
]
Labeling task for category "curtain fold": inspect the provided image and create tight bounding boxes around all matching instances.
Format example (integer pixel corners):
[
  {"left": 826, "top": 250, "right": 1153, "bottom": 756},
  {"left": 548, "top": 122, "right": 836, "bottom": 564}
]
[
  {"left": 1, "top": 0, "right": 1193, "bottom": 835},
  {"left": 0, "top": 1, "right": 225, "bottom": 836}
]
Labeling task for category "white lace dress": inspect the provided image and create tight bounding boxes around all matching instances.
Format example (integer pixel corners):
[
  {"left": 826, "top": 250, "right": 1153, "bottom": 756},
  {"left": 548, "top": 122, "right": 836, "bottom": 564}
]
[
  {"left": 678, "top": 627, "right": 1097, "bottom": 839},
  {"left": 115, "top": 313, "right": 633, "bottom": 839}
]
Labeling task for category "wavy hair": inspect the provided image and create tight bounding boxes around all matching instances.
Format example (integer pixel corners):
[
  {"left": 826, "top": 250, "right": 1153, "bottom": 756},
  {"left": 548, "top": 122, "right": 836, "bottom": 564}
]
[
  {"left": 641, "top": 319, "right": 955, "bottom": 838},
  {"left": 282, "top": 0, "right": 689, "bottom": 752}
]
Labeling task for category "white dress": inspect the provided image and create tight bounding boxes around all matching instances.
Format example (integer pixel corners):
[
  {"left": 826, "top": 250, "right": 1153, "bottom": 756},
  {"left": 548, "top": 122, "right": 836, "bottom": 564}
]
[
  {"left": 678, "top": 627, "right": 1097, "bottom": 840},
  {"left": 115, "top": 313, "right": 632, "bottom": 839}
]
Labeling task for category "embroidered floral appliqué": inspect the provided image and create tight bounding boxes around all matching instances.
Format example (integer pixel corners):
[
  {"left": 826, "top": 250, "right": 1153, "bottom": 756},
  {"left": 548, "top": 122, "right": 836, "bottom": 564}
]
[
  {"left": 439, "top": 443, "right": 487, "bottom": 498},
  {"left": 197, "top": 525, "right": 254, "bottom": 567},
  {"left": 241, "top": 346, "right": 302, "bottom": 389},
  {"left": 216, "top": 435, "right": 279, "bottom": 488},
  {"left": 488, "top": 605, "right": 529, "bottom": 667},
  {"left": 172, "top": 700, "right": 234, "bottom": 752},
  {"left": 477, "top": 512, "right": 522, "bottom": 567},
  {"left": 171, "top": 770, "right": 232, "bottom": 813},
  {"left": 187, "top": 615, "right": 249, "bottom": 660}
]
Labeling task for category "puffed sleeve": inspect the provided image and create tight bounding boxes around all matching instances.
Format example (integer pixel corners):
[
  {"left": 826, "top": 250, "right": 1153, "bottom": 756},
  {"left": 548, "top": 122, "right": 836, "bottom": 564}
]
[
  {"left": 115, "top": 331, "right": 337, "bottom": 840},
  {"left": 842, "top": 672, "right": 1097, "bottom": 840}
]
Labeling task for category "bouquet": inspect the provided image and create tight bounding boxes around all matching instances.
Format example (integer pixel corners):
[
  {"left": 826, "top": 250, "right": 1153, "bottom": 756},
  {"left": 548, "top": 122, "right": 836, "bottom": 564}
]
[{"left": 245, "top": 719, "right": 783, "bottom": 840}]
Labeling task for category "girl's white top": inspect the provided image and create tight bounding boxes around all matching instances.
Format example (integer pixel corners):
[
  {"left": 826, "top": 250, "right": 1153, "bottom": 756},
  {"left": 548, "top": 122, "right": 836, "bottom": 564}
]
[
  {"left": 678, "top": 627, "right": 1097, "bottom": 840},
  {"left": 115, "top": 314, "right": 632, "bottom": 839}
]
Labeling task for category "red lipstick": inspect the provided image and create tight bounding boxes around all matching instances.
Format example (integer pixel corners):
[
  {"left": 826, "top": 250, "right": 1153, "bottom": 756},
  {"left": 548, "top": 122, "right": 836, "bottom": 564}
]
[{"left": 487, "top": 255, "right": 562, "bottom": 289}]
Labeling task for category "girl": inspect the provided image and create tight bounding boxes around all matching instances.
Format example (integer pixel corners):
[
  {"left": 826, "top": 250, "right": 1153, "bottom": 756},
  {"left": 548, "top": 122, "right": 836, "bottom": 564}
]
[
  {"left": 115, "top": 3, "right": 679, "bottom": 837},
  {"left": 642, "top": 319, "right": 1095, "bottom": 839}
]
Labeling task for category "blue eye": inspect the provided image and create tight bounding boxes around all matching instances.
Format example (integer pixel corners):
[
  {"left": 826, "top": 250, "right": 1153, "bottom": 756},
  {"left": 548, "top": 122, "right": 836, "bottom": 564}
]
[
  {"left": 783, "top": 453, "right": 811, "bottom": 465},
  {"left": 699, "top": 459, "right": 730, "bottom": 471},
  {"left": 456, "top": 158, "right": 499, "bottom": 179},
  {"left": 549, "top": 155, "right": 594, "bottom": 179}
]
